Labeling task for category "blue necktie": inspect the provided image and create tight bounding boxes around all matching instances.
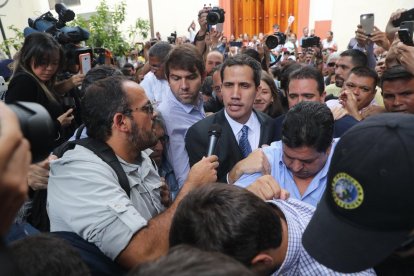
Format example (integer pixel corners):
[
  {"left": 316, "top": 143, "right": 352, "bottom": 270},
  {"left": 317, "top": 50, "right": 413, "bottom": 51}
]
[{"left": 239, "top": 125, "right": 252, "bottom": 158}]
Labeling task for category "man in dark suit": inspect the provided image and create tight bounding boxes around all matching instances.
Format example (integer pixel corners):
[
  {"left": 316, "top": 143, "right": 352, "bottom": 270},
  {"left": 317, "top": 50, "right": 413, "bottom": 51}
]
[{"left": 186, "top": 55, "right": 275, "bottom": 183}]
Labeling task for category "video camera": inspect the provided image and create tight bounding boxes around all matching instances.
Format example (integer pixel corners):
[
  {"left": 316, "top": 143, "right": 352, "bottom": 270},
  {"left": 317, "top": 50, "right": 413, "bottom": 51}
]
[
  {"left": 302, "top": 36, "right": 321, "bottom": 48},
  {"left": 25, "top": 3, "right": 89, "bottom": 44},
  {"left": 167, "top": 31, "right": 177, "bottom": 44},
  {"left": 265, "top": 32, "right": 286, "bottom": 49},
  {"left": 24, "top": 3, "right": 92, "bottom": 68}
]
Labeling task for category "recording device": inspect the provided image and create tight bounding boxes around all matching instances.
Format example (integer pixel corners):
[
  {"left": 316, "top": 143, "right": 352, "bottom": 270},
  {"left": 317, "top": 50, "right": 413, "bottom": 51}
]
[
  {"left": 8, "top": 102, "right": 55, "bottom": 163},
  {"left": 400, "top": 21, "right": 414, "bottom": 33},
  {"left": 301, "top": 36, "right": 321, "bottom": 48},
  {"left": 207, "top": 124, "right": 222, "bottom": 156},
  {"left": 265, "top": 32, "right": 286, "bottom": 49},
  {"left": 79, "top": 53, "right": 92, "bottom": 74},
  {"left": 167, "top": 31, "right": 177, "bottom": 44},
  {"left": 25, "top": 3, "right": 89, "bottom": 44},
  {"left": 62, "top": 97, "right": 76, "bottom": 111},
  {"left": 392, "top": 8, "right": 414, "bottom": 27},
  {"left": 360, "top": 13, "right": 374, "bottom": 36},
  {"left": 207, "top": 7, "right": 225, "bottom": 25},
  {"left": 24, "top": 3, "right": 92, "bottom": 69},
  {"left": 399, "top": 21, "right": 414, "bottom": 46},
  {"left": 229, "top": 41, "right": 243, "bottom": 47},
  {"left": 398, "top": 29, "right": 414, "bottom": 46}
]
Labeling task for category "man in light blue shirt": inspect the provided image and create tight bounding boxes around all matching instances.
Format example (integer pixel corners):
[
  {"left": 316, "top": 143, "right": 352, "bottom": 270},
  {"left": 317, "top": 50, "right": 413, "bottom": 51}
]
[
  {"left": 158, "top": 44, "right": 206, "bottom": 190},
  {"left": 235, "top": 101, "right": 336, "bottom": 206}
]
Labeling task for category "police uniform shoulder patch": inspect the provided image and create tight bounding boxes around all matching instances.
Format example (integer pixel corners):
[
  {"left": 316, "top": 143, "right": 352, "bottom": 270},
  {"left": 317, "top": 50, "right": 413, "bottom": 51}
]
[{"left": 331, "top": 172, "right": 364, "bottom": 209}]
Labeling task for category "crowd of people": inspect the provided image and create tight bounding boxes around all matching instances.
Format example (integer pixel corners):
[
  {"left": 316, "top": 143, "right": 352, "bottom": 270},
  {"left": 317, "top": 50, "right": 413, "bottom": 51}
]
[{"left": 0, "top": 4, "right": 413, "bottom": 276}]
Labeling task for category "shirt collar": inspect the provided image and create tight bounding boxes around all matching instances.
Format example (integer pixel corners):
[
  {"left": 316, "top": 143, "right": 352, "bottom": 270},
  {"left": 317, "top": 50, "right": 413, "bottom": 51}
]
[
  {"left": 224, "top": 109, "right": 258, "bottom": 135},
  {"left": 117, "top": 150, "right": 152, "bottom": 173},
  {"left": 167, "top": 88, "right": 204, "bottom": 115}
]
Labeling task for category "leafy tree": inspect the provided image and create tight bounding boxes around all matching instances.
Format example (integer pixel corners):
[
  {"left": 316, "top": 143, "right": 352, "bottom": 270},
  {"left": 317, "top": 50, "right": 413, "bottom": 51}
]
[
  {"left": 128, "top": 18, "right": 150, "bottom": 44},
  {"left": 0, "top": 25, "right": 24, "bottom": 58},
  {"left": 73, "top": 0, "right": 150, "bottom": 57}
]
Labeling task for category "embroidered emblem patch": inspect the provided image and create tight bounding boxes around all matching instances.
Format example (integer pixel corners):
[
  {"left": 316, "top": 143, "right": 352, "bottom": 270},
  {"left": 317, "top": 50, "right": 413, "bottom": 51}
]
[{"left": 332, "top": 172, "right": 364, "bottom": 209}]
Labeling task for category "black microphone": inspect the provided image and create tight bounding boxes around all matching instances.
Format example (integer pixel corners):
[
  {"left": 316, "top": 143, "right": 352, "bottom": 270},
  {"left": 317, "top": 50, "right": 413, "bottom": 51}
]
[{"left": 207, "top": 124, "right": 222, "bottom": 156}]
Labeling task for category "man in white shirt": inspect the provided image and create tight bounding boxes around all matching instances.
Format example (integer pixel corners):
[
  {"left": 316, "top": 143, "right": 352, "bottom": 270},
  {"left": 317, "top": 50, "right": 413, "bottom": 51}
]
[{"left": 140, "top": 41, "right": 172, "bottom": 103}]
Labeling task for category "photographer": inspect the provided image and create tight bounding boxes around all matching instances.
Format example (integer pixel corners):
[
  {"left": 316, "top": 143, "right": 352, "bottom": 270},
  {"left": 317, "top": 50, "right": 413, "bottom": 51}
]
[
  {"left": 194, "top": 6, "right": 224, "bottom": 57},
  {"left": 5, "top": 32, "right": 74, "bottom": 146}
]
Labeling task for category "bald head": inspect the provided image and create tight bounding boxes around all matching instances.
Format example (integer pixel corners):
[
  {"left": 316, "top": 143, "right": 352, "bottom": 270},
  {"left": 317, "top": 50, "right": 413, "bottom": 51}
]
[{"left": 206, "top": 51, "right": 224, "bottom": 75}]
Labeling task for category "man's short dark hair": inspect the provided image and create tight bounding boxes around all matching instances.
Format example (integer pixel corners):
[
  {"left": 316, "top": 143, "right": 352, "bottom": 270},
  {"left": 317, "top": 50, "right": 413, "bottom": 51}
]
[
  {"left": 348, "top": 66, "right": 379, "bottom": 89},
  {"left": 123, "top": 62, "right": 134, "bottom": 69},
  {"left": 148, "top": 41, "right": 173, "bottom": 63},
  {"left": 81, "top": 76, "right": 130, "bottom": 141},
  {"left": 10, "top": 233, "right": 90, "bottom": 276},
  {"left": 129, "top": 244, "right": 254, "bottom": 276},
  {"left": 380, "top": 65, "right": 414, "bottom": 88},
  {"left": 279, "top": 62, "right": 303, "bottom": 92},
  {"left": 340, "top": 49, "right": 368, "bottom": 68},
  {"left": 81, "top": 65, "right": 123, "bottom": 95},
  {"left": 169, "top": 183, "right": 282, "bottom": 267},
  {"left": 288, "top": 66, "right": 325, "bottom": 95},
  {"left": 165, "top": 43, "right": 205, "bottom": 79},
  {"left": 282, "top": 101, "right": 334, "bottom": 152},
  {"left": 220, "top": 54, "right": 262, "bottom": 87},
  {"left": 201, "top": 76, "right": 213, "bottom": 96},
  {"left": 242, "top": 48, "right": 261, "bottom": 64}
]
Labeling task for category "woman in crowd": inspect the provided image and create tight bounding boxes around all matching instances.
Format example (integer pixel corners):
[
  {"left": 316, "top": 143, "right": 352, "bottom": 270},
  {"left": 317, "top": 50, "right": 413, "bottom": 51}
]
[
  {"left": 5, "top": 32, "right": 74, "bottom": 146},
  {"left": 253, "top": 71, "right": 285, "bottom": 118}
]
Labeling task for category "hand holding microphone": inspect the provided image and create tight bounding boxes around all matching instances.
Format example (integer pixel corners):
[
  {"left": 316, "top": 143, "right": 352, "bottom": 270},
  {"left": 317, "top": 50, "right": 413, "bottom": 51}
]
[{"left": 207, "top": 124, "right": 222, "bottom": 156}]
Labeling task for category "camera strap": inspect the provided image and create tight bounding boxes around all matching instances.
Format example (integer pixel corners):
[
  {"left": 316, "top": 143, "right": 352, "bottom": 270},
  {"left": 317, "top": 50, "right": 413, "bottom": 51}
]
[{"left": 53, "top": 137, "right": 131, "bottom": 197}]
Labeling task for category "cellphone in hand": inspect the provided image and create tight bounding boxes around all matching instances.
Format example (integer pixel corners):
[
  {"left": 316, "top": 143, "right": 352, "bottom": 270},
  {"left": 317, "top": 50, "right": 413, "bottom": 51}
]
[
  {"left": 398, "top": 29, "right": 414, "bottom": 46},
  {"left": 399, "top": 21, "right": 414, "bottom": 46},
  {"left": 360, "top": 13, "right": 374, "bottom": 36},
  {"left": 216, "top": 23, "right": 223, "bottom": 33},
  {"left": 79, "top": 53, "right": 91, "bottom": 74}
]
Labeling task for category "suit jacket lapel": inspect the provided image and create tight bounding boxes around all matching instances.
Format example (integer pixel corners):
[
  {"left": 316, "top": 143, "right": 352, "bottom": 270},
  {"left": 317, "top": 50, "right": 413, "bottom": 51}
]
[{"left": 215, "top": 110, "right": 243, "bottom": 161}]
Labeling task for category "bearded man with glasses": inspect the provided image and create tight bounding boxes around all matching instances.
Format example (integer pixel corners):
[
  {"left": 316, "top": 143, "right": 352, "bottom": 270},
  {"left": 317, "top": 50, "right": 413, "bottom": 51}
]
[{"left": 47, "top": 76, "right": 219, "bottom": 271}]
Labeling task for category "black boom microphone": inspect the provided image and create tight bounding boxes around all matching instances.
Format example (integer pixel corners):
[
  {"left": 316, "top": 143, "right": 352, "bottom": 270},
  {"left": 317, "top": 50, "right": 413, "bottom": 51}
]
[{"left": 207, "top": 124, "right": 222, "bottom": 156}]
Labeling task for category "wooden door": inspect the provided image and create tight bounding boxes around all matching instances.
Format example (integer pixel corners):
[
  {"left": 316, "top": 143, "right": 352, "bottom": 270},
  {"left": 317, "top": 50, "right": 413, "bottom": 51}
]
[{"left": 228, "top": 0, "right": 298, "bottom": 37}]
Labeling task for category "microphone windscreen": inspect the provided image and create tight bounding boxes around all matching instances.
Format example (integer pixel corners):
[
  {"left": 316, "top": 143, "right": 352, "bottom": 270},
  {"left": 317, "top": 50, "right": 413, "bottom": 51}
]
[{"left": 208, "top": 124, "right": 222, "bottom": 137}]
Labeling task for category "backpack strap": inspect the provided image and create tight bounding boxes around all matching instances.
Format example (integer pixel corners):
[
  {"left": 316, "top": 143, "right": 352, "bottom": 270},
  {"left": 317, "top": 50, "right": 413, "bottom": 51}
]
[
  {"left": 75, "top": 124, "right": 86, "bottom": 140},
  {"left": 53, "top": 138, "right": 130, "bottom": 197}
]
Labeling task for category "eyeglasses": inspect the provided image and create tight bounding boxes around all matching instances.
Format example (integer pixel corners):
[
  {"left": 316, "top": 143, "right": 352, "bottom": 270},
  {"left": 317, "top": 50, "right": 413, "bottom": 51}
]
[
  {"left": 327, "top": 62, "right": 336, "bottom": 67},
  {"left": 126, "top": 101, "right": 159, "bottom": 115}
]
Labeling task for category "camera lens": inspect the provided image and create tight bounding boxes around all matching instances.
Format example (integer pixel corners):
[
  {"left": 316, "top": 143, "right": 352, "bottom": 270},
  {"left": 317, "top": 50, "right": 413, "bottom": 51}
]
[
  {"left": 207, "top": 12, "right": 220, "bottom": 25},
  {"left": 265, "top": 35, "right": 279, "bottom": 49},
  {"left": 8, "top": 102, "right": 55, "bottom": 163}
]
